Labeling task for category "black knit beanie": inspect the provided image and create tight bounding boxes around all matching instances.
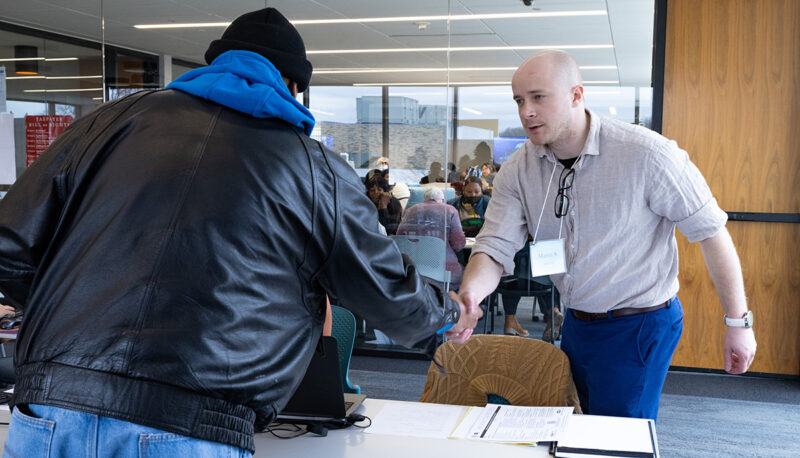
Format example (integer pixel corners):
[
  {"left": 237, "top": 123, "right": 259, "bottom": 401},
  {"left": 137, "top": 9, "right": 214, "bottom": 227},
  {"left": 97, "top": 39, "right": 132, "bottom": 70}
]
[{"left": 204, "top": 8, "right": 312, "bottom": 92}]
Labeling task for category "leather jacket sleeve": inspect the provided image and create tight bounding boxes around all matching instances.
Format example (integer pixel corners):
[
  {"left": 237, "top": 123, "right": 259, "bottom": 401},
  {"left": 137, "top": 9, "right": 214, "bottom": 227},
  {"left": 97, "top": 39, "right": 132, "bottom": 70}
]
[
  {"left": 317, "top": 158, "right": 460, "bottom": 348},
  {"left": 0, "top": 95, "right": 142, "bottom": 309},
  {"left": 0, "top": 121, "right": 80, "bottom": 309}
]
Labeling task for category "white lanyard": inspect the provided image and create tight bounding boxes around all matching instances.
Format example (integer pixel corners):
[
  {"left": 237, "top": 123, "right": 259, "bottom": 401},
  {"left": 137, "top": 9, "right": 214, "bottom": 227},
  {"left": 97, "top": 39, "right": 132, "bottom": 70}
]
[{"left": 531, "top": 156, "right": 565, "bottom": 244}]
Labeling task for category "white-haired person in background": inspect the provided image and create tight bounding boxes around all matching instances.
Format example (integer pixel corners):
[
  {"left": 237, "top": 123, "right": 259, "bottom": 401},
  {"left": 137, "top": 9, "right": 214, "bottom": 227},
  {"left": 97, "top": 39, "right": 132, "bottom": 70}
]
[{"left": 396, "top": 187, "right": 467, "bottom": 290}]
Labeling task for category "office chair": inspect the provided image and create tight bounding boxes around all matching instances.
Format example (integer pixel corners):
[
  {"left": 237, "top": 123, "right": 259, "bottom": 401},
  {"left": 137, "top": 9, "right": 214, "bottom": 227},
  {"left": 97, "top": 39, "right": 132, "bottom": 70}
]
[
  {"left": 330, "top": 305, "right": 361, "bottom": 394},
  {"left": 419, "top": 334, "right": 581, "bottom": 412},
  {"left": 391, "top": 235, "right": 451, "bottom": 291}
]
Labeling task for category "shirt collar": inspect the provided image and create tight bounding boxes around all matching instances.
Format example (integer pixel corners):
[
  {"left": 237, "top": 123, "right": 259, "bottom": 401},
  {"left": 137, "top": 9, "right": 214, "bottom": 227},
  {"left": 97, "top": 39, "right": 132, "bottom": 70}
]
[{"left": 528, "top": 109, "right": 601, "bottom": 162}]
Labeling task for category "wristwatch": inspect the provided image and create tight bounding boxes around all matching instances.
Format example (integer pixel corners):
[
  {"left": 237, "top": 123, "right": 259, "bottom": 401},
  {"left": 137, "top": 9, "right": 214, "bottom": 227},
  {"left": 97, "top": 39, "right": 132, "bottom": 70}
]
[{"left": 723, "top": 310, "right": 753, "bottom": 328}]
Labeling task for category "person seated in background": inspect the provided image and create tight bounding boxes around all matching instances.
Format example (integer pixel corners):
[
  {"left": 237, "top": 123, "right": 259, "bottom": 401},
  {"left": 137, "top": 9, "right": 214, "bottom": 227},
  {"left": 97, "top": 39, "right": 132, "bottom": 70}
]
[
  {"left": 499, "top": 276, "right": 563, "bottom": 340},
  {"left": 366, "top": 168, "right": 410, "bottom": 213},
  {"left": 448, "top": 176, "right": 491, "bottom": 237},
  {"left": 464, "top": 164, "right": 492, "bottom": 191},
  {"left": 397, "top": 188, "right": 466, "bottom": 291},
  {"left": 446, "top": 162, "right": 461, "bottom": 183},
  {"left": 481, "top": 162, "right": 496, "bottom": 187},
  {"left": 420, "top": 161, "right": 445, "bottom": 184},
  {"left": 366, "top": 175, "right": 402, "bottom": 235}
]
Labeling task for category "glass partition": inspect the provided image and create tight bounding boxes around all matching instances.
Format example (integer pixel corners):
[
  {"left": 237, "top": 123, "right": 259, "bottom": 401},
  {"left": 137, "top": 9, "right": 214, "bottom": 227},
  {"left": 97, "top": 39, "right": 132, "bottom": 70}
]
[
  {"left": 0, "top": 0, "right": 658, "bottom": 353},
  {"left": 308, "top": 86, "right": 382, "bottom": 171},
  {"left": 0, "top": 25, "right": 103, "bottom": 181}
]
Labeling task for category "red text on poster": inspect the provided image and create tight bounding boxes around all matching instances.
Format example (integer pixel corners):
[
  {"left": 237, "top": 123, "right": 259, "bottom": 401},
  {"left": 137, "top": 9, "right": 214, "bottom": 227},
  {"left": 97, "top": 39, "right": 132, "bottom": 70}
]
[{"left": 25, "top": 115, "right": 74, "bottom": 167}]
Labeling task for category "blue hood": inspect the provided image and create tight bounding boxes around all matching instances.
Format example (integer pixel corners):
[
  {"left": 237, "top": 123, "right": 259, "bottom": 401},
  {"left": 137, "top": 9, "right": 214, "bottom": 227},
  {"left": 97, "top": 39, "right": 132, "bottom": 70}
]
[{"left": 168, "top": 50, "right": 315, "bottom": 135}]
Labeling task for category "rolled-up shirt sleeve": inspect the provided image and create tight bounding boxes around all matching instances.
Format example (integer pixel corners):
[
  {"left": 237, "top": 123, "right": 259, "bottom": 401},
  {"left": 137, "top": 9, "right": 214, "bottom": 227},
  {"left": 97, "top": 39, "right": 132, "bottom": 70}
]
[
  {"left": 471, "top": 161, "right": 529, "bottom": 275},
  {"left": 647, "top": 140, "right": 728, "bottom": 242}
]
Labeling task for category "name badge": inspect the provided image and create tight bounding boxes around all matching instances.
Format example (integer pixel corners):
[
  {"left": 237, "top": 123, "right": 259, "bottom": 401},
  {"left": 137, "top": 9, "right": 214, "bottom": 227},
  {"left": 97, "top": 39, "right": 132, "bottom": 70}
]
[{"left": 529, "top": 239, "right": 567, "bottom": 277}]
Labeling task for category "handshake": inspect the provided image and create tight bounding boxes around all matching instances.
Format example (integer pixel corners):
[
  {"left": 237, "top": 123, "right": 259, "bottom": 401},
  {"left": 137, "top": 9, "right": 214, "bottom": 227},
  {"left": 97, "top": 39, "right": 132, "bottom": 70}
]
[{"left": 443, "top": 290, "right": 485, "bottom": 344}]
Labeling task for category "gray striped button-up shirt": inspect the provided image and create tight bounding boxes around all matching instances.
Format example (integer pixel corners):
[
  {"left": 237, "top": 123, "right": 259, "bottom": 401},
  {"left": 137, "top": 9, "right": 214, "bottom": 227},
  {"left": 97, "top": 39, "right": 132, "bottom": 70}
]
[{"left": 472, "top": 110, "right": 727, "bottom": 313}]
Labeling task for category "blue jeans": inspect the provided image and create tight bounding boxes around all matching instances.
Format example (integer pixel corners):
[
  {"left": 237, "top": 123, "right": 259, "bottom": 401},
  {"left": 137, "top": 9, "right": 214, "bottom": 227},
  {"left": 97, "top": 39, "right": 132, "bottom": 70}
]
[
  {"left": 560, "top": 296, "right": 683, "bottom": 420},
  {"left": 3, "top": 404, "right": 252, "bottom": 458}
]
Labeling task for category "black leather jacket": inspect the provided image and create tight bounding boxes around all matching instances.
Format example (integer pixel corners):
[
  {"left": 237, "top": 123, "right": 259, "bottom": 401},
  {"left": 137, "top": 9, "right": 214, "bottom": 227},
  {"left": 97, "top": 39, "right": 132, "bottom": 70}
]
[{"left": 0, "top": 89, "right": 459, "bottom": 452}]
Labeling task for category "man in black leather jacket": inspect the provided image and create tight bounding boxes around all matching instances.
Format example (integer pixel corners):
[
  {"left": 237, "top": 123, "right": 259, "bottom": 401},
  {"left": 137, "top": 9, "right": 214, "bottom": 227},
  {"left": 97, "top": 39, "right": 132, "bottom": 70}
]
[{"left": 0, "top": 8, "right": 480, "bottom": 456}]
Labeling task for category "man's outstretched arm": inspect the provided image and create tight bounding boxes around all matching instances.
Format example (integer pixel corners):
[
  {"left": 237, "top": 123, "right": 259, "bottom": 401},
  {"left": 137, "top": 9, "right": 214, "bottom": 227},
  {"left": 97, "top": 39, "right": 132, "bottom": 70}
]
[{"left": 699, "top": 227, "right": 756, "bottom": 374}]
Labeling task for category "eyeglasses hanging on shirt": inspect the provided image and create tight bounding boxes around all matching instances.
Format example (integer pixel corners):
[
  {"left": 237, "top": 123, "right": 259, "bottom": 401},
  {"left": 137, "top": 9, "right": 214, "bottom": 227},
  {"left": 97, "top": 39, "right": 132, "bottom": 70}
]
[{"left": 554, "top": 166, "right": 575, "bottom": 218}]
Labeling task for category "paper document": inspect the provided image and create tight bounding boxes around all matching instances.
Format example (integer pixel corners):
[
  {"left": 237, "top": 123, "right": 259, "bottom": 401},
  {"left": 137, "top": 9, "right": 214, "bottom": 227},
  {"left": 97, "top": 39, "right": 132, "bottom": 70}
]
[
  {"left": 555, "top": 414, "right": 657, "bottom": 457},
  {"left": 365, "top": 401, "right": 468, "bottom": 439},
  {"left": 450, "top": 404, "right": 573, "bottom": 444}
]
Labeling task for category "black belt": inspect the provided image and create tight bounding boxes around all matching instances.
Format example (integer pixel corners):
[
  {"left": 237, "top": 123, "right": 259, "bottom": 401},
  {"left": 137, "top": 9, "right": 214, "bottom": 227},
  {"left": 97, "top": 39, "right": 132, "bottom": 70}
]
[{"left": 570, "top": 300, "right": 670, "bottom": 322}]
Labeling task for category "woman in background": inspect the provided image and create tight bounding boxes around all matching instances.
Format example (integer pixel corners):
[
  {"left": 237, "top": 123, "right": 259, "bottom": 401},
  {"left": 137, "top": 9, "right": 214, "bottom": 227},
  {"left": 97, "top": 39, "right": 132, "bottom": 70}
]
[
  {"left": 396, "top": 188, "right": 466, "bottom": 290},
  {"left": 366, "top": 175, "right": 402, "bottom": 235}
]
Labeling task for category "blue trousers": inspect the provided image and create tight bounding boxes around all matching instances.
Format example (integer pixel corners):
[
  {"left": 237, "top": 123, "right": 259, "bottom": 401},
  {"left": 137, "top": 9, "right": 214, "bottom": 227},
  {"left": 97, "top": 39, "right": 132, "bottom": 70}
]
[
  {"left": 560, "top": 296, "right": 683, "bottom": 420},
  {"left": 3, "top": 404, "right": 252, "bottom": 458}
]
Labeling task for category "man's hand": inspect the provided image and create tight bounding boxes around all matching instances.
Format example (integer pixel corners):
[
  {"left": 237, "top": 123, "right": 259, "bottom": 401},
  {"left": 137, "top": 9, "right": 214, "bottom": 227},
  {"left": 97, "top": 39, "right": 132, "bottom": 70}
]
[
  {"left": 444, "top": 291, "right": 483, "bottom": 343},
  {"left": 724, "top": 327, "right": 756, "bottom": 374},
  {"left": 0, "top": 305, "right": 14, "bottom": 317}
]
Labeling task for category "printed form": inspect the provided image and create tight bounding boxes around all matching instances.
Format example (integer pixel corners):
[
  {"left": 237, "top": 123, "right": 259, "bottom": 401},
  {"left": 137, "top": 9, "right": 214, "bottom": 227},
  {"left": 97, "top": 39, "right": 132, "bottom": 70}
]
[{"left": 450, "top": 404, "right": 573, "bottom": 445}]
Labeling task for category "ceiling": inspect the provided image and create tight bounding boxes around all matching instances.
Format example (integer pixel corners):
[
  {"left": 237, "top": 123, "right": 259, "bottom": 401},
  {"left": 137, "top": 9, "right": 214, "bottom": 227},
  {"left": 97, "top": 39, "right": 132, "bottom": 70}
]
[{"left": 0, "top": 0, "right": 655, "bottom": 87}]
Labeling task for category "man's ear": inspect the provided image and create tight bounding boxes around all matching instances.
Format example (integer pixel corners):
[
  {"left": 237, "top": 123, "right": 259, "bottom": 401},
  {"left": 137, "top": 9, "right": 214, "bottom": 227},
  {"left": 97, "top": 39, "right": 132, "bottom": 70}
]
[
  {"left": 282, "top": 77, "right": 299, "bottom": 97},
  {"left": 571, "top": 85, "right": 584, "bottom": 107}
]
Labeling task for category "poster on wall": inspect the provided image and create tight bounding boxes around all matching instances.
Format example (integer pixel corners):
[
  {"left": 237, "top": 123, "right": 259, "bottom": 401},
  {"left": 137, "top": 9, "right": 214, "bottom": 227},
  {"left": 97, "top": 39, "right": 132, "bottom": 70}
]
[
  {"left": 0, "top": 66, "right": 6, "bottom": 113},
  {"left": 0, "top": 113, "right": 15, "bottom": 184},
  {"left": 25, "top": 115, "right": 73, "bottom": 167}
]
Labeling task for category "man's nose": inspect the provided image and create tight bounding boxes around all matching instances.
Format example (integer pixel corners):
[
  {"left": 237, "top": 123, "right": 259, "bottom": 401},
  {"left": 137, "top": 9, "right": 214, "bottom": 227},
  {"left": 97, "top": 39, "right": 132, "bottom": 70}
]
[{"left": 522, "top": 104, "right": 536, "bottom": 118}]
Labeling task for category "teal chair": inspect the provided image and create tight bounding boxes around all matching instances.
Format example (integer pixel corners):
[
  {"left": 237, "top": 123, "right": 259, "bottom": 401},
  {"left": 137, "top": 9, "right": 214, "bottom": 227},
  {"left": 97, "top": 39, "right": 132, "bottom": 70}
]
[{"left": 330, "top": 305, "right": 361, "bottom": 394}]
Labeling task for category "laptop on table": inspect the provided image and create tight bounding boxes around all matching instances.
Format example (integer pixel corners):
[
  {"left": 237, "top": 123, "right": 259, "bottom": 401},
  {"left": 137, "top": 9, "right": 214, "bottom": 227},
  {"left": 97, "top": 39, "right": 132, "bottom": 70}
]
[{"left": 273, "top": 336, "right": 366, "bottom": 428}]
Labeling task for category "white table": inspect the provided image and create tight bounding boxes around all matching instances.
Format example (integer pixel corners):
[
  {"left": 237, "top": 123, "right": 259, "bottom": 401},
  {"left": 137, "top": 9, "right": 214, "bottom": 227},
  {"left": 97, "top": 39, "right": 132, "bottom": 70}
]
[
  {"left": 0, "top": 399, "right": 550, "bottom": 457},
  {"left": 0, "top": 399, "right": 658, "bottom": 457},
  {"left": 254, "top": 399, "right": 550, "bottom": 457}
]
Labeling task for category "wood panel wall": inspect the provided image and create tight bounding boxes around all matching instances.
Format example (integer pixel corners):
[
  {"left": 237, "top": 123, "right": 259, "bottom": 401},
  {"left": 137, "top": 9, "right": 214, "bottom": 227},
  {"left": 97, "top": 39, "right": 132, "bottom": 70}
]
[{"left": 662, "top": 0, "right": 800, "bottom": 374}]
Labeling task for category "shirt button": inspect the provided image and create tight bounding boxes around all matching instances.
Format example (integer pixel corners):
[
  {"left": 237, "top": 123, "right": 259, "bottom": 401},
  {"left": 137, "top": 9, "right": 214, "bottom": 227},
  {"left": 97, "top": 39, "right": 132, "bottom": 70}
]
[
  {"left": 570, "top": 244, "right": 575, "bottom": 249},
  {"left": 570, "top": 210, "right": 575, "bottom": 216}
]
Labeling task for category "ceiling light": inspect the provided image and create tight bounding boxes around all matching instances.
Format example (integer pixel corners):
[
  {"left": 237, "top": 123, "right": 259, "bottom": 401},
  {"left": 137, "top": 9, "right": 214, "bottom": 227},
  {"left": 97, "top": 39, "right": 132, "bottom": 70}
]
[
  {"left": 315, "top": 64, "right": 616, "bottom": 75},
  {"left": 24, "top": 88, "right": 103, "bottom": 93},
  {"left": 134, "top": 22, "right": 230, "bottom": 29},
  {"left": 0, "top": 57, "right": 43, "bottom": 62},
  {"left": 308, "top": 44, "right": 612, "bottom": 55},
  {"left": 355, "top": 81, "right": 510, "bottom": 86},
  {"left": 15, "top": 45, "right": 38, "bottom": 75},
  {"left": 583, "top": 89, "right": 622, "bottom": 94},
  {"left": 6, "top": 75, "right": 101, "bottom": 80},
  {"left": 354, "top": 80, "right": 619, "bottom": 87},
  {"left": 309, "top": 108, "right": 335, "bottom": 116},
  {"left": 0, "top": 57, "right": 79, "bottom": 62},
  {"left": 45, "top": 75, "right": 102, "bottom": 80},
  {"left": 461, "top": 107, "right": 483, "bottom": 115},
  {"left": 293, "top": 10, "right": 607, "bottom": 25},
  {"left": 134, "top": 10, "right": 607, "bottom": 29},
  {"left": 315, "top": 67, "right": 515, "bottom": 74}
]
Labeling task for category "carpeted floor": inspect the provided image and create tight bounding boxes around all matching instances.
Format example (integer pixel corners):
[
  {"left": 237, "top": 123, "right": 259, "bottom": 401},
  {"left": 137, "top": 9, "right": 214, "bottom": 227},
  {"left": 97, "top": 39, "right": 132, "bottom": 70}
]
[
  {"left": 348, "top": 360, "right": 800, "bottom": 457},
  {"left": 349, "top": 295, "right": 800, "bottom": 457}
]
